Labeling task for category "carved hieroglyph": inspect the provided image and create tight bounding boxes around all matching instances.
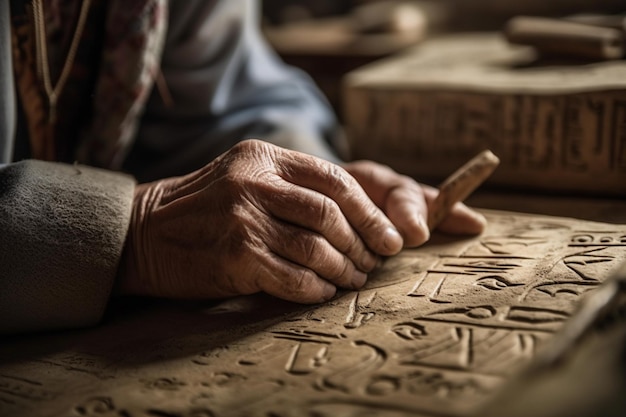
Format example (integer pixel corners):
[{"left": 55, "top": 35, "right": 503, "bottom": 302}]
[
  {"left": 1, "top": 211, "right": 626, "bottom": 417},
  {"left": 343, "top": 34, "right": 626, "bottom": 195}
]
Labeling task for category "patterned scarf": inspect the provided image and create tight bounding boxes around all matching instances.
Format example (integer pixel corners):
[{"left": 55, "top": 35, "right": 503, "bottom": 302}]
[{"left": 11, "top": 0, "right": 167, "bottom": 169}]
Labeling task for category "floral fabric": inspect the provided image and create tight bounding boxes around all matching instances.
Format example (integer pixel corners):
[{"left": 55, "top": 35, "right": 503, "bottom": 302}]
[{"left": 11, "top": 0, "right": 167, "bottom": 168}]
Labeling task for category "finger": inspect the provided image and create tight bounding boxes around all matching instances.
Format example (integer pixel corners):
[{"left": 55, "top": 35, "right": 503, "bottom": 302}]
[
  {"left": 255, "top": 252, "right": 337, "bottom": 304},
  {"left": 385, "top": 184, "right": 430, "bottom": 247},
  {"left": 265, "top": 220, "right": 368, "bottom": 290},
  {"left": 276, "top": 152, "right": 403, "bottom": 256},
  {"left": 261, "top": 180, "right": 378, "bottom": 273},
  {"left": 422, "top": 185, "right": 486, "bottom": 235},
  {"left": 345, "top": 161, "right": 430, "bottom": 247}
]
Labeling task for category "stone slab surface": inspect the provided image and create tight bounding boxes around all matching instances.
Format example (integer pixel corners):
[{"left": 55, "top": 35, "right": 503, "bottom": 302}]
[{"left": 2, "top": 210, "right": 626, "bottom": 417}]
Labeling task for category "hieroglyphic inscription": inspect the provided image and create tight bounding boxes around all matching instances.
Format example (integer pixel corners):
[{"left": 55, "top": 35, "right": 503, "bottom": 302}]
[
  {"left": 1, "top": 212, "right": 626, "bottom": 417},
  {"left": 345, "top": 35, "right": 626, "bottom": 195},
  {"left": 349, "top": 91, "right": 626, "bottom": 192}
]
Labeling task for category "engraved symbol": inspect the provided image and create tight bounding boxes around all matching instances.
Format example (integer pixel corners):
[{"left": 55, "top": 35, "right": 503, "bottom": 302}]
[
  {"left": 514, "top": 334, "right": 536, "bottom": 358},
  {"left": 443, "top": 260, "right": 522, "bottom": 273},
  {"left": 455, "top": 328, "right": 472, "bottom": 368},
  {"left": 271, "top": 330, "right": 346, "bottom": 344},
  {"left": 466, "top": 306, "right": 496, "bottom": 319},
  {"left": 239, "top": 332, "right": 341, "bottom": 377},
  {"left": 143, "top": 409, "right": 215, "bottom": 417},
  {"left": 569, "top": 232, "right": 626, "bottom": 247},
  {"left": 399, "top": 325, "right": 473, "bottom": 370},
  {"left": 480, "top": 236, "right": 549, "bottom": 255},
  {"left": 74, "top": 396, "right": 115, "bottom": 415},
  {"left": 365, "top": 375, "right": 400, "bottom": 396},
  {"left": 237, "top": 343, "right": 293, "bottom": 366},
  {"left": 409, "top": 253, "right": 530, "bottom": 302},
  {"left": 521, "top": 280, "right": 600, "bottom": 302},
  {"left": 563, "top": 248, "right": 616, "bottom": 281},
  {"left": 344, "top": 291, "right": 377, "bottom": 329},
  {"left": 319, "top": 341, "right": 386, "bottom": 394},
  {"left": 430, "top": 305, "right": 497, "bottom": 320},
  {"left": 285, "top": 310, "right": 325, "bottom": 323},
  {"left": 285, "top": 343, "right": 329, "bottom": 375},
  {"left": 405, "top": 371, "right": 487, "bottom": 399},
  {"left": 0, "top": 374, "right": 56, "bottom": 401},
  {"left": 201, "top": 372, "right": 246, "bottom": 389},
  {"left": 408, "top": 271, "right": 457, "bottom": 303},
  {"left": 612, "top": 100, "right": 626, "bottom": 171},
  {"left": 562, "top": 98, "right": 588, "bottom": 172},
  {"left": 191, "top": 346, "right": 230, "bottom": 366},
  {"left": 573, "top": 234, "right": 596, "bottom": 244},
  {"left": 392, "top": 322, "right": 427, "bottom": 341},
  {"left": 400, "top": 320, "right": 542, "bottom": 374},
  {"left": 141, "top": 378, "right": 186, "bottom": 391},
  {"left": 475, "top": 275, "right": 523, "bottom": 291},
  {"left": 506, "top": 306, "right": 570, "bottom": 324}
]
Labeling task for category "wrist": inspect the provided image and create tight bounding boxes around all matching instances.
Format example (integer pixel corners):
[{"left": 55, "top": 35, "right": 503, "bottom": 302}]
[{"left": 114, "top": 182, "right": 154, "bottom": 296}]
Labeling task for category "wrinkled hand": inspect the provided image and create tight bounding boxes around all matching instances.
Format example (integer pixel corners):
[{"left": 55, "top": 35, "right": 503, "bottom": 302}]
[{"left": 118, "top": 140, "right": 485, "bottom": 303}]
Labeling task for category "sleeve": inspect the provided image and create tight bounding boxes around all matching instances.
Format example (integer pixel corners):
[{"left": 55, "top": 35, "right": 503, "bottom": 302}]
[
  {"left": 123, "top": 0, "right": 344, "bottom": 182},
  {"left": 0, "top": 160, "right": 135, "bottom": 334}
]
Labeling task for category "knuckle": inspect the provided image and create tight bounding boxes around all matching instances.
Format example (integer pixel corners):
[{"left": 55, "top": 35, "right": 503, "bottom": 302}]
[
  {"left": 232, "top": 138, "right": 262, "bottom": 153},
  {"left": 221, "top": 170, "right": 247, "bottom": 192},
  {"left": 316, "top": 248, "right": 351, "bottom": 283},
  {"left": 345, "top": 231, "right": 363, "bottom": 256},
  {"left": 400, "top": 176, "right": 424, "bottom": 196},
  {"left": 229, "top": 140, "right": 278, "bottom": 174},
  {"left": 335, "top": 257, "right": 353, "bottom": 282},
  {"left": 300, "top": 233, "right": 322, "bottom": 262},
  {"left": 317, "top": 196, "right": 340, "bottom": 227},
  {"left": 291, "top": 269, "right": 315, "bottom": 297},
  {"left": 325, "top": 164, "right": 354, "bottom": 195},
  {"left": 397, "top": 173, "right": 417, "bottom": 187},
  {"left": 360, "top": 204, "right": 385, "bottom": 230}
]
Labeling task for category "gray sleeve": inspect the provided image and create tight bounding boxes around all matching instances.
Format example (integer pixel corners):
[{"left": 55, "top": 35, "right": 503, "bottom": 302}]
[
  {"left": 0, "top": 160, "right": 135, "bottom": 334},
  {"left": 124, "top": 0, "right": 343, "bottom": 182},
  {"left": 0, "top": 1, "right": 15, "bottom": 164}
]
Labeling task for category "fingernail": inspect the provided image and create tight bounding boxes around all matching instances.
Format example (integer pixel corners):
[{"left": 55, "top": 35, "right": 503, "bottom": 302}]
[
  {"left": 322, "top": 282, "right": 337, "bottom": 301},
  {"left": 383, "top": 226, "right": 403, "bottom": 253},
  {"left": 352, "top": 270, "right": 367, "bottom": 289}
]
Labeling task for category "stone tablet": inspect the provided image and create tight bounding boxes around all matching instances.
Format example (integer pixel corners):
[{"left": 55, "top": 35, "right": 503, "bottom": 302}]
[
  {"left": 343, "top": 33, "right": 626, "bottom": 196},
  {"left": 1, "top": 211, "right": 626, "bottom": 417}
]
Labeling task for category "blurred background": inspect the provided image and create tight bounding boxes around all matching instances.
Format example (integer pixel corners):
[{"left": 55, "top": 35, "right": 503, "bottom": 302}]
[{"left": 262, "top": 0, "right": 626, "bottom": 118}]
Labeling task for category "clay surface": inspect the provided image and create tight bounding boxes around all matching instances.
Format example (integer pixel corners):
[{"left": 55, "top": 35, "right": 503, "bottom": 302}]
[{"left": 1, "top": 210, "right": 626, "bottom": 417}]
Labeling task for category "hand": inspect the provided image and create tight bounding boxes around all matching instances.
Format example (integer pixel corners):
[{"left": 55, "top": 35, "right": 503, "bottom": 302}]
[
  {"left": 118, "top": 141, "right": 486, "bottom": 304},
  {"left": 118, "top": 140, "right": 407, "bottom": 304},
  {"left": 342, "top": 160, "right": 486, "bottom": 247}
]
